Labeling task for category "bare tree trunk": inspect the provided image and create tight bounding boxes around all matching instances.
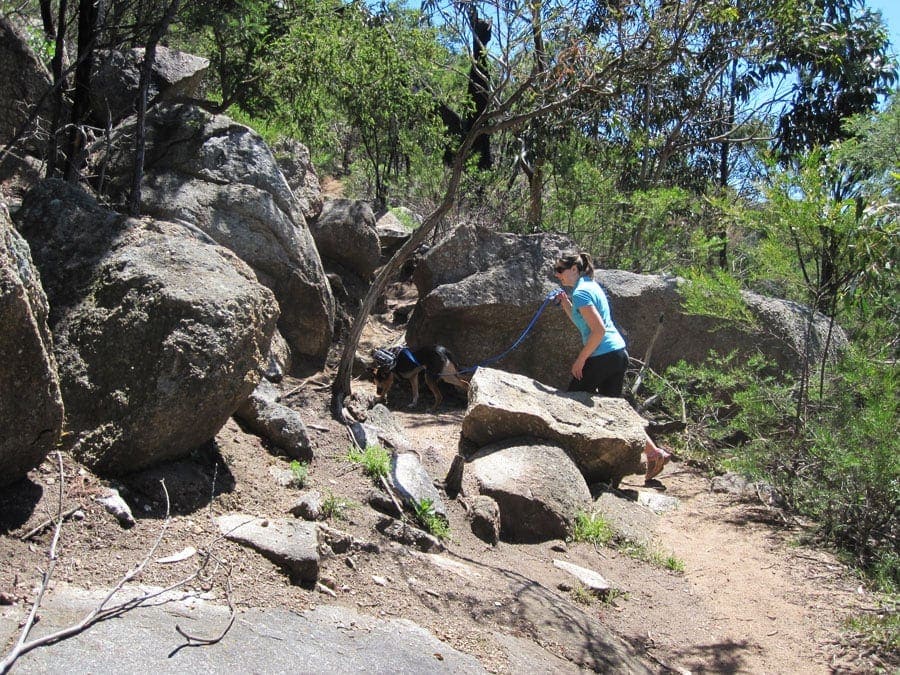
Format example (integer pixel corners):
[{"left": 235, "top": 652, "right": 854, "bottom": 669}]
[
  {"left": 331, "top": 137, "right": 476, "bottom": 416},
  {"left": 46, "top": 0, "right": 69, "bottom": 178},
  {"left": 63, "top": 0, "right": 99, "bottom": 182},
  {"left": 130, "top": 0, "right": 182, "bottom": 215}
]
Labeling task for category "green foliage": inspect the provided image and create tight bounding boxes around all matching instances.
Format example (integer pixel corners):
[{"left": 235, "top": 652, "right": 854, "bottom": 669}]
[
  {"left": 572, "top": 511, "right": 615, "bottom": 546},
  {"left": 844, "top": 608, "right": 900, "bottom": 655},
  {"left": 787, "top": 350, "right": 899, "bottom": 590},
  {"left": 265, "top": 1, "right": 447, "bottom": 207},
  {"left": 347, "top": 444, "right": 390, "bottom": 480},
  {"left": 289, "top": 460, "right": 308, "bottom": 489},
  {"left": 619, "top": 541, "right": 686, "bottom": 572},
  {"left": 647, "top": 347, "right": 898, "bottom": 590},
  {"left": 413, "top": 498, "right": 449, "bottom": 539},
  {"left": 320, "top": 490, "right": 352, "bottom": 521},
  {"left": 677, "top": 269, "right": 757, "bottom": 330},
  {"left": 648, "top": 351, "right": 795, "bottom": 467},
  {"left": 572, "top": 511, "right": 683, "bottom": 571}
]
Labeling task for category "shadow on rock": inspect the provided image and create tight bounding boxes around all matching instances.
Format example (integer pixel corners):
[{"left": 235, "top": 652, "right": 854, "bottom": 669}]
[
  {"left": 0, "top": 478, "right": 44, "bottom": 533},
  {"left": 118, "top": 440, "right": 236, "bottom": 518}
]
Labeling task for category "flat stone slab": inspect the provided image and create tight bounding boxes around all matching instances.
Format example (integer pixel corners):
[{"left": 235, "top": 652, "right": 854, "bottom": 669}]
[
  {"left": 554, "top": 559, "right": 616, "bottom": 595},
  {"left": 217, "top": 514, "right": 319, "bottom": 581},
  {"left": 462, "top": 368, "right": 645, "bottom": 485},
  {"left": 637, "top": 491, "right": 680, "bottom": 514},
  {"left": 0, "top": 584, "right": 485, "bottom": 673}
]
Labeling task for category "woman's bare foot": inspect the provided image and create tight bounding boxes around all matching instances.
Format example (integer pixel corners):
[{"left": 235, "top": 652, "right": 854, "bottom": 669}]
[{"left": 644, "top": 446, "right": 672, "bottom": 483}]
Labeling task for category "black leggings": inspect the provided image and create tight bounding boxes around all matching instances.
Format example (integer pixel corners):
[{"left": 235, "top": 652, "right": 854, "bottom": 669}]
[{"left": 567, "top": 348, "right": 628, "bottom": 398}]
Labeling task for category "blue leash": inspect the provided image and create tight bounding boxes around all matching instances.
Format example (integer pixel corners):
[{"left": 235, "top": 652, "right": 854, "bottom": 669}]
[{"left": 457, "top": 289, "right": 563, "bottom": 374}]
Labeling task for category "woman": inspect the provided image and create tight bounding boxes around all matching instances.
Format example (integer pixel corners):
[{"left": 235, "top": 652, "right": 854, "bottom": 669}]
[{"left": 552, "top": 251, "right": 671, "bottom": 483}]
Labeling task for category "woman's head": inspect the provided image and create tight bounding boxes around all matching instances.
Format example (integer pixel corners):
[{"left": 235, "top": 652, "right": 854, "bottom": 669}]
[{"left": 553, "top": 251, "right": 595, "bottom": 285}]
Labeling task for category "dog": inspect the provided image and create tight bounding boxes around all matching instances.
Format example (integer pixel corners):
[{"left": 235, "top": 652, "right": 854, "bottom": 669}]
[{"left": 372, "top": 345, "right": 469, "bottom": 409}]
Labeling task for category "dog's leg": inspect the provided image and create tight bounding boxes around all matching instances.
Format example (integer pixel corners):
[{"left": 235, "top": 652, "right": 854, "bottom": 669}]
[
  {"left": 408, "top": 372, "right": 421, "bottom": 407},
  {"left": 424, "top": 373, "right": 443, "bottom": 410},
  {"left": 439, "top": 363, "right": 470, "bottom": 396}
]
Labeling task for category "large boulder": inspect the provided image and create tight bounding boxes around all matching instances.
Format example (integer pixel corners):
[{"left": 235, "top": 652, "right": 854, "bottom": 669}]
[
  {"left": 96, "top": 103, "right": 334, "bottom": 361},
  {"left": 272, "top": 138, "right": 323, "bottom": 223},
  {"left": 596, "top": 269, "right": 847, "bottom": 378},
  {"left": 407, "top": 224, "right": 578, "bottom": 388},
  {"left": 462, "top": 368, "right": 646, "bottom": 486},
  {"left": 311, "top": 198, "right": 381, "bottom": 280},
  {"left": 15, "top": 179, "right": 278, "bottom": 475},
  {"left": 0, "top": 204, "right": 64, "bottom": 485},
  {"left": 468, "top": 440, "right": 591, "bottom": 543},
  {"left": 0, "top": 17, "right": 56, "bottom": 175},
  {"left": 407, "top": 223, "right": 846, "bottom": 387},
  {"left": 90, "top": 46, "right": 210, "bottom": 126}
]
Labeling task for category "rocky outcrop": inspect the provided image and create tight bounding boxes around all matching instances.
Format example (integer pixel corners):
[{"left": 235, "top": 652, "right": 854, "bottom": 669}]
[
  {"left": 311, "top": 198, "right": 381, "bottom": 280},
  {"left": 462, "top": 367, "right": 646, "bottom": 486},
  {"left": 96, "top": 103, "right": 334, "bottom": 361},
  {"left": 469, "top": 440, "right": 592, "bottom": 542},
  {"left": 217, "top": 514, "right": 319, "bottom": 582},
  {"left": 90, "top": 46, "right": 209, "bottom": 126},
  {"left": 407, "top": 225, "right": 578, "bottom": 387},
  {"left": 407, "top": 223, "right": 846, "bottom": 387},
  {"left": 234, "top": 381, "right": 311, "bottom": 461},
  {"left": 597, "top": 269, "right": 847, "bottom": 377},
  {"left": 273, "top": 138, "right": 323, "bottom": 223},
  {"left": 15, "top": 179, "right": 278, "bottom": 475},
  {"left": 0, "top": 16, "right": 55, "bottom": 162},
  {"left": 0, "top": 204, "right": 63, "bottom": 485}
]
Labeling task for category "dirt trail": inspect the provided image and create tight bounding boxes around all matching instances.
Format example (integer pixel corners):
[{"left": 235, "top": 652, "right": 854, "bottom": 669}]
[{"left": 389, "top": 403, "right": 881, "bottom": 673}]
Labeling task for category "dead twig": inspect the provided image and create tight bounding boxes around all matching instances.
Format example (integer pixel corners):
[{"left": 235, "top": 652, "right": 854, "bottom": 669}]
[
  {"left": 631, "top": 313, "right": 664, "bottom": 397},
  {"left": 173, "top": 573, "right": 236, "bottom": 647},
  {"left": 0, "top": 479, "right": 218, "bottom": 674},
  {"left": 19, "top": 506, "right": 83, "bottom": 542}
]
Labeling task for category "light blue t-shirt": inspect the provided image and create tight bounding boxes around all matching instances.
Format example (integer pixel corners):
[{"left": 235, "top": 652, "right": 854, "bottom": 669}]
[{"left": 570, "top": 276, "right": 626, "bottom": 357}]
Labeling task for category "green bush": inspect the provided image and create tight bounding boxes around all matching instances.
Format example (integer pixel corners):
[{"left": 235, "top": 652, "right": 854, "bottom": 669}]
[
  {"left": 289, "top": 460, "right": 309, "bottom": 489},
  {"left": 347, "top": 444, "right": 391, "bottom": 480},
  {"left": 647, "top": 348, "right": 898, "bottom": 590},
  {"left": 413, "top": 498, "right": 449, "bottom": 539}
]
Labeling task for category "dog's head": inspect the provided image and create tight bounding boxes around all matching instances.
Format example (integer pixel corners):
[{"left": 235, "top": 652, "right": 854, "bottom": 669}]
[{"left": 372, "top": 364, "right": 396, "bottom": 399}]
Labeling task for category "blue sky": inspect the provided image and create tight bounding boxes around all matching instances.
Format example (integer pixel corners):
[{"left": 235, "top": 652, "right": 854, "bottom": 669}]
[{"left": 867, "top": 0, "right": 900, "bottom": 57}]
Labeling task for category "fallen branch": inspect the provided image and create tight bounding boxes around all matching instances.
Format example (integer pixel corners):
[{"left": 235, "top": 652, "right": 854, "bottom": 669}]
[
  {"left": 173, "top": 573, "right": 235, "bottom": 647},
  {"left": 19, "top": 506, "right": 83, "bottom": 542},
  {"left": 0, "top": 479, "right": 218, "bottom": 674}
]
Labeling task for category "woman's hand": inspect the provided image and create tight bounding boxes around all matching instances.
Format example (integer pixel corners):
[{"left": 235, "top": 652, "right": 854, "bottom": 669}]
[{"left": 571, "top": 355, "right": 586, "bottom": 380}]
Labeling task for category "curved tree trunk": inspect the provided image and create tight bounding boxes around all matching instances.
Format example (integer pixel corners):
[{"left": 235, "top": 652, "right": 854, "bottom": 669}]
[{"left": 331, "top": 136, "right": 477, "bottom": 417}]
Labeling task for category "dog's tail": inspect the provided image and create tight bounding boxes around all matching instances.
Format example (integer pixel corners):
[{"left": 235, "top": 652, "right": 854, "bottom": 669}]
[{"left": 436, "top": 345, "right": 462, "bottom": 370}]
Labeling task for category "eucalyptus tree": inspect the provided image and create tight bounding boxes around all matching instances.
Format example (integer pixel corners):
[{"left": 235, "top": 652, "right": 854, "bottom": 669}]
[{"left": 174, "top": 0, "right": 296, "bottom": 115}]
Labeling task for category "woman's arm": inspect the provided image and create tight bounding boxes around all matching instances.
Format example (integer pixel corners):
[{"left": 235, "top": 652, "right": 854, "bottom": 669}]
[
  {"left": 572, "top": 304, "right": 605, "bottom": 379},
  {"left": 557, "top": 292, "right": 576, "bottom": 325}
]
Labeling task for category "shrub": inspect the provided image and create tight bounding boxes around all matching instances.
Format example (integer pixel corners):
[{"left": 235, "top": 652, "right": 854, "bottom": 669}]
[
  {"left": 289, "top": 460, "right": 309, "bottom": 489},
  {"left": 646, "top": 347, "right": 898, "bottom": 590},
  {"left": 347, "top": 444, "right": 390, "bottom": 480},
  {"left": 320, "top": 491, "right": 352, "bottom": 521},
  {"left": 413, "top": 498, "right": 449, "bottom": 539}
]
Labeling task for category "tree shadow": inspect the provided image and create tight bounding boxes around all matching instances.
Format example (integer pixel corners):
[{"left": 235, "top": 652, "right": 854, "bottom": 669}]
[
  {"left": 443, "top": 551, "right": 652, "bottom": 671},
  {"left": 669, "top": 638, "right": 757, "bottom": 673}
]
